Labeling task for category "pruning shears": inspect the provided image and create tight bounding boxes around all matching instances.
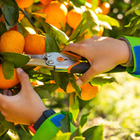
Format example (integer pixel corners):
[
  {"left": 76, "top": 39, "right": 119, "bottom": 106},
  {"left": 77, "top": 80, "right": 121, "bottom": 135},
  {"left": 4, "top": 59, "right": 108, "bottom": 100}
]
[
  {"left": 26, "top": 51, "right": 126, "bottom": 74},
  {"left": 26, "top": 51, "right": 90, "bottom": 73}
]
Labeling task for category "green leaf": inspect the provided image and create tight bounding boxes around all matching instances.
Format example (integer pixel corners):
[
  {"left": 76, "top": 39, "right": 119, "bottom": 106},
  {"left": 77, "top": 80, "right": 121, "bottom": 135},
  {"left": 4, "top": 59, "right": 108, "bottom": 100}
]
[
  {"left": 125, "top": 16, "right": 138, "bottom": 28},
  {"left": 68, "top": 16, "right": 93, "bottom": 42},
  {"left": 0, "top": 22, "right": 7, "bottom": 36},
  {"left": 91, "top": 0, "right": 99, "bottom": 11},
  {"left": 70, "top": 126, "right": 82, "bottom": 140},
  {"left": 90, "top": 76, "right": 117, "bottom": 86},
  {"left": 20, "top": 125, "right": 30, "bottom": 134},
  {"left": 53, "top": 131, "right": 71, "bottom": 140},
  {"left": 80, "top": 21, "right": 94, "bottom": 35},
  {"left": 0, "top": 112, "right": 15, "bottom": 131},
  {"left": 70, "top": 0, "right": 86, "bottom": 7},
  {"left": 45, "top": 34, "right": 60, "bottom": 52},
  {"left": 25, "top": 69, "right": 53, "bottom": 82},
  {"left": 61, "top": 113, "right": 71, "bottom": 133},
  {"left": 0, "top": 0, "right": 19, "bottom": 29},
  {"left": 36, "top": 17, "right": 69, "bottom": 44},
  {"left": 51, "top": 71, "right": 69, "bottom": 92},
  {"left": 79, "top": 113, "right": 90, "bottom": 128},
  {"left": 74, "top": 32, "right": 87, "bottom": 43},
  {"left": 17, "top": 22, "right": 29, "bottom": 37},
  {"left": 83, "top": 124, "right": 104, "bottom": 140},
  {"left": 69, "top": 75, "right": 81, "bottom": 97},
  {"left": 0, "top": 123, "right": 8, "bottom": 136},
  {"left": 82, "top": 10, "right": 99, "bottom": 35},
  {"left": 0, "top": 52, "right": 30, "bottom": 68},
  {"left": 2, "top": 61, "right": 14, "bottom": 80},
  {"left": 132, "top": 0, "right": 140, "bottom": 7},
  {"left": 97, "top": 14, "right": 120, "bottom": 28},
  {"left": 68, "top": 18, "right": 85, "bottom": 42},
  {"left": 73, "top": 137, "right": 85, "bottom": 140},
  {"left": 32, "top": 3, "right": 44, "bottom": 12},
  {"left": 125, "top": 4, "right": 140, "bottom": 16},
  {"left": 129, "top": 23, "right": 140, "bottom": 35},
  {"left": 69, "top": 92, "right": 79, "bottom": 122},
  {"left": 34, "top": 84, "right": 59, "bottom": 99}
]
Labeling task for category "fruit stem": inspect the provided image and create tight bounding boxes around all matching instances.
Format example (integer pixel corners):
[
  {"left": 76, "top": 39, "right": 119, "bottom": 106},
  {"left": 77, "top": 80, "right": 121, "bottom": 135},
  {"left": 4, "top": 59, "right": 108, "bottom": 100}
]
[{"left": 19, "top": 7, "right": 36, "bottom": 28}]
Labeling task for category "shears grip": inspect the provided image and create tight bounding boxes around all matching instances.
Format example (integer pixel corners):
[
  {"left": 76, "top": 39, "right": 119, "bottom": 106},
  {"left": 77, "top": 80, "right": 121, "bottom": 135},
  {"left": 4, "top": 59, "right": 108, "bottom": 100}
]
[
  {"left": 67, "top": 62, "right": 90, "bottom": 73},
  {"left": 67, "top": 62, "right": 126, "bottom": 74}
]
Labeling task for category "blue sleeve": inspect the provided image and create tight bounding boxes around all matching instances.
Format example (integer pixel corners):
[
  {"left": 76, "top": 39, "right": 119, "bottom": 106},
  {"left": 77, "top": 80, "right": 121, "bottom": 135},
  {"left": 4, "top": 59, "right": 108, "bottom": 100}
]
[{"left": 118, "top": 36, "right": 140, "bottom": 78}]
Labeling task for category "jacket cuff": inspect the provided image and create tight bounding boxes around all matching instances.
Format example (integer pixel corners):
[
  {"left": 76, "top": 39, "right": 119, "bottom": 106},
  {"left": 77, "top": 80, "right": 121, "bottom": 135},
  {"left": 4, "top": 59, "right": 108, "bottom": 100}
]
[
  {"left": 118, "top": 36, "right": 140, "bottom": 76},
  {"left": 31, "top": 113, "right": 63, "bottom": 140},
  {"left": 118, "top": 36, "right": 134, "bottom": 67},
  {"left": 31, "top": 112, "right": 76, "bottom": 140}
]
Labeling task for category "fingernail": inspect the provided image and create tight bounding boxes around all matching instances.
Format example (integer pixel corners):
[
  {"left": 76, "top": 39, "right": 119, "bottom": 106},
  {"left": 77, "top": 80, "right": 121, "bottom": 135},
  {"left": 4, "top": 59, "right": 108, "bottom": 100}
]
[
  {"left": 17, "top": 68, "right": 23, "bottom": 72},
  {"left": 76, "top": 79, "right": 83, "bottom": 86}
]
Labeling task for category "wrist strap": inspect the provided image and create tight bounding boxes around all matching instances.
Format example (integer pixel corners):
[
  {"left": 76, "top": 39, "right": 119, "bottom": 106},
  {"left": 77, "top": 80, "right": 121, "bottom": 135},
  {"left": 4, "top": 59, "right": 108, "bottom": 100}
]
[{"left": 28, "top": 109, "right": 55, "bottom": 134}]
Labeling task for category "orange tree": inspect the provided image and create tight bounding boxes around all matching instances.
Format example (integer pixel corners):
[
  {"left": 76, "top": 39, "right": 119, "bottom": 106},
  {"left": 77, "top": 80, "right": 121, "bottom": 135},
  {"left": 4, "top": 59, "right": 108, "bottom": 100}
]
[{"left": 0, "top": 0, "right": 134, "bottom": 139}]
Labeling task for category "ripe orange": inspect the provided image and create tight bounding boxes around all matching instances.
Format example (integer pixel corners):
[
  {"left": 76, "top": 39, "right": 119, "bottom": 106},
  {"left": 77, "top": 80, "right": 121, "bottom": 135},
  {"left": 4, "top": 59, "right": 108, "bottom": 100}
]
[
  {"left": 0, "top": 64, "right": 19, "bottom": 89},
  {"left": 24, "top": 34, "right": 45, "bottom": 54},
  {"left": 0, "top": 30, "right": 25, "bottom": 53},
  {"left": 66, "top": 9, "right": 82, "bottom": 29},
  {"left": 80, "top": 83, "right": 99, "bottom": 100},
  {"left": 15, "top": 0, "right": 34, "bottom": 8},
  {"left": 99, "top": 2, "right": 110, "bottom": 15},
  {"left": 40, "top": 0, "right": 52, "bottom": 5},
  {"left": 43, "top": 1, "right": 68, "bottom": 29}
]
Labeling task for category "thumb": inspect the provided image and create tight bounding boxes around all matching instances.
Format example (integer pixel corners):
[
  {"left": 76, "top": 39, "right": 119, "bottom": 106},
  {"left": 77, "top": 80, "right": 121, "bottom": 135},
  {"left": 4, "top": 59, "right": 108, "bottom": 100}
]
[{"left": 16, "top": 68, "right": 32, "bottom": 89}]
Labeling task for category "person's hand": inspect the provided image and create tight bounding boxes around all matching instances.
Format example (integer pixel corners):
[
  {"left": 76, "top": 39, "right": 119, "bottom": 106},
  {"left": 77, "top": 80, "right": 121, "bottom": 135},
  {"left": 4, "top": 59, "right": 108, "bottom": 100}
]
[
  {"left": 0, "top": 68, "right": 47, "bottom": 125},
  {"left": 63, "top": 35, "right": 130, "bottom": 86}
]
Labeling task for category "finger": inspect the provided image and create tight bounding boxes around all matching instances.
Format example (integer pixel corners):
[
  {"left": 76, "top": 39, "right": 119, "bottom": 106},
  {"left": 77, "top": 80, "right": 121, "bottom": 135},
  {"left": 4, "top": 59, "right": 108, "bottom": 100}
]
[
  {"left": 7, "top": 90, "right": 12, "bottom": 96},
  {"left": 76, "top": 66, "right": 98, "bottom": 86},
  {"left": 62, "top": 43, "right": 86, "bottom": 56},
  {"left": 3, "top": 89, "right": 8, "bottom": 95},
  {"left": 0, "top": 93, "right": 5, "bottom": 102},
  {"left": 16, "top": 68, "right": 32, "bottom": 90}
]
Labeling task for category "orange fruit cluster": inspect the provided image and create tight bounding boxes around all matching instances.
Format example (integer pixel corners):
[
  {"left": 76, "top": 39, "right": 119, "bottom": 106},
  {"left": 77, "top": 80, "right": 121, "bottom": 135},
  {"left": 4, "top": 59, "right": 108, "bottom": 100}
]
[
  {"left": 0, "top": 29, "right": 46, "bottom": 89},
  {"left": 0, "top": 0, "right": 107, "bottom": 91}
]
